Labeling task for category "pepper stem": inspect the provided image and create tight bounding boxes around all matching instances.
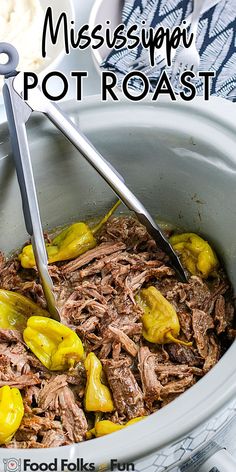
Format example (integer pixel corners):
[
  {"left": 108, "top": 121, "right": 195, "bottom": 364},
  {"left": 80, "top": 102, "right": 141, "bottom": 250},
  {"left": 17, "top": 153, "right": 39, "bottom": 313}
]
[
  {"left": 167, "top": 332, "right": 192, "bottom": 347},
  {"left": 95, "top": 412, "right": 103, "bottom": 424},
  {"left": 91, "top": 200, "right": 121, "bottom": 235}
]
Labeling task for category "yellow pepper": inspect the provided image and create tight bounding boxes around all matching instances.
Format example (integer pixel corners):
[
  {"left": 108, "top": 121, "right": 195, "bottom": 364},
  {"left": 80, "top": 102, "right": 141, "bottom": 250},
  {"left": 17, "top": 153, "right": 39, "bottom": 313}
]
[
  {"left": 136, "top": 286, "right": 192, "bottom": 346},
  {"left": 19, "top": 201, "right": 121, "bottom": 269},
  {"left": 90, "top": 200, "right": 121, "bottom": 234},
  {"left": 19, "top": 223, "right": 96, "bottom": 269},
  {"left": 0, "top": 386, "right": 24, "bottom": 445},
  {"left": 23, "top": 316, "right": 84, "bottom": 371},
  {"left": 87, "top": 417, "right": 144, "bottom": 439},
  {"left": 169, "top": 233, "right": 218, "bottom": 278},
  {"left": 0, "top": 289, "right": 49, "bottom": 330},
  {"left": 84, "top": 353, "right": 114, "bottom": 413}
]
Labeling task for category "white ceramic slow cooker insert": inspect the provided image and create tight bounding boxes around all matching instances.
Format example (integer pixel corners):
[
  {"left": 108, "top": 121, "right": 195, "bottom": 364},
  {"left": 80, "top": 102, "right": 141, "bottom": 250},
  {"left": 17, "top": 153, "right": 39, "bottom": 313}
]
[{"left": 0, "top": 96, "right": 236, "bottom": 471}]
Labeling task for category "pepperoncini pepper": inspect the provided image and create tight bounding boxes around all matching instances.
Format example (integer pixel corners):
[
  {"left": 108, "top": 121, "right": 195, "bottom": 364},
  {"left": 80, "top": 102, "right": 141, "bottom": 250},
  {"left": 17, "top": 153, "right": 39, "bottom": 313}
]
[
  {"left": 0, "top": 289, "right": 49, "bottom": 330},
  {"left": 169, "top": 233, "right": 218, "bottom": 278},
  {"left": 23, "top": 316, "right": 84, "bottom": 371},
  {"left": 19, "top": 222, "right": 96, "bottom": 269},
  {"left": 87, "top": 417, "right": 144, "bottom": 439},
  {"left": 0, "top": 386, "right": 24, "bottom": 445},
  {"left": 19, "top": 201, "right": 121, "bottom": 269},
  {"left": 84, "top": 353, "right": 114, "bottom": 413},
  {"left": 136, "top": 286, "right": 192, "bottom": 346}
]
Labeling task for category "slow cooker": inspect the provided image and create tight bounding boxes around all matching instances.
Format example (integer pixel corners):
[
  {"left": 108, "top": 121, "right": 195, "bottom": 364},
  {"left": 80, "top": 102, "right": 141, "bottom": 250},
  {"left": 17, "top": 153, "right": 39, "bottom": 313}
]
[{"left": 0, "top": 96, "right": 236, "bottom": 472}]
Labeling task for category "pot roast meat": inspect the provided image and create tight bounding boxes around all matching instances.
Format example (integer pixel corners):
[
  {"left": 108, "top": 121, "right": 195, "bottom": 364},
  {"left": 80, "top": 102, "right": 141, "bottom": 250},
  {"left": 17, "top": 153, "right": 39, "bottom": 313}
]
[
  {"left": 38, "top": 375, "right": 88, "bottom": 442},
  {"left": 100, "top": 216, "right": 149, "bottom": 247},
  {"left": 41, "top": 430, "right": 66, "bottom": 448},
  {"left": 214, "top": 295, "right": 227, "bottom": 334},
  {"left": 203, "top": 334, "right": 220, "bottom": 373},
  {"left": 0, "top": 328, "right": 23, "bottom": 343},
  {"left": 0, "top": 333, "right": 43, "bottom": 388},
  {"left": 185, "top": 276, "right": 212, "bottom": 309},
  {"left": 6, "top": 440, "right": 48, "bottom": 449},
  {"left": 0, "top": 331, "right": 45, "bottom": 377},
  {"left": 177, "top": 311, "right": 193, "bottom": 341},
  {"left": 203, "top": 278, "right": 229, "bottom": 313},
  {"left": 0, "top": 374, "right": 41, "bottom": 389},
  {"left": 154, "top": 364, "right": 203, "bottom": 378},
  {"left": 0, "top": 252, "right": 5, "bottom": 271},
  {"left": 0, "top": 215, "right": 235, "bottom": 448},
  {"left": 59, "top": 387, "right": 88, "bottom": 443},
  {"left": 24, "top": 385, "right": 41, "bottom": 407},
  {"left": 78, "top": 251, "right": 132, "bottom": 279},
  {"left": 192, "top": 309, "right": 214, "bottom": 358},
  {"left": 108, "top": 325, "right": 138, "bottom": 357},
  {"left": 103, "top": 359, "right": 146, "bottom": 419},
  {"left": 160, "top": 375, "right": 195, "bottom": 399},
  {"left": 77, "top": 315, "right": 100, "bottom": 334},
  {"left": 20, "top": 281, "right": 46, "bottom": 309},
  {"left": 0, "top": 342, "right": 30, "bottom": 374},
  {"left": 0, "top": 258, "right": 22, "bottom": 292},
  {"left": 138, "top": 347, "right": 161, "bottom": 405},
  {"left": 15, "top": 415, "right": 64, "bottom": 440},
  {"left": 38, "top": 375, "right": 68, "bottom": 411},
  {"left": 167, "top": 344, "right": 203, "bottom": 367},
  {"left": 63, "top": 242, "right": 126, "bottom": 274}
]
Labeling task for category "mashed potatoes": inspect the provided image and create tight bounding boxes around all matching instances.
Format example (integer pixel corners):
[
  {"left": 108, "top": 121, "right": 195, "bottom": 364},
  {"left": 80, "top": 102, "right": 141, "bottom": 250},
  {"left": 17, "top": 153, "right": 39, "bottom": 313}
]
[{"left": 0, "top": 0, "right": 44, "bottom": 88}]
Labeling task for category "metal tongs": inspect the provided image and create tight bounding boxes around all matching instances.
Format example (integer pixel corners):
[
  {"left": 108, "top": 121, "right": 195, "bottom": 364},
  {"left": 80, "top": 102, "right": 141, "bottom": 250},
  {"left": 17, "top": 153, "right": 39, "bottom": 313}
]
[{"left": 0, "top": 43, "right": 187, "bottom": 320}]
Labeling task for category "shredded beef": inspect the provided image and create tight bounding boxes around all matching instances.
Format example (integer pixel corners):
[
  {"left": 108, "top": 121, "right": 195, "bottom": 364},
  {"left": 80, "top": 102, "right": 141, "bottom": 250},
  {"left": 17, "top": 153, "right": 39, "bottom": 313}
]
[
  {"left": 166, "top": 344, "right": 202, "bottom": 366},
  {"left": 103, "top": 359, "right": 145, "bottom": 419},
  {"left": 38, "top": 375, "right": 68, "bottom": 411},
  {"left": 0, "top": 329, "right": 23, "bottom": 343},
  {"left": 41, "top": 430, "right": 66, "bottom": 448},
  {"left": 160, "top": 375, "right": 195, "bottom": 398},
  {"left": 0, "top": 374, "right": 41, "bottom": 388},
  {"left": 214, "top": 296, "right": 227, "bottom": 334},
  {"left": 138, "top": 347, "right": 161, "bottom": 405},
  {"left": 38, "top": 375, "right": 87, "bottom": 442},
  {"left": 192, "top": 309, "right": 214, "bottom": 358},
  {"left": 0, "top": 215, "right": 235, "bottom": 448},
  {"left": 58, "top": 386, "right": 87, "bottom": 442},
  {"left": 203, "top": 334, "right": 220, "bottom": 373},
  {"left": 177, "top": 311, "right": 193, "bottom": 341},
  {"left": 154, "top": 364, "right": 202, "bottom": 377},
  {"left": 63, "top": 242, "right": 126, "bottom": 274},
  {"left": 107, "top": 326, "right": 138, "bottom": 357}
]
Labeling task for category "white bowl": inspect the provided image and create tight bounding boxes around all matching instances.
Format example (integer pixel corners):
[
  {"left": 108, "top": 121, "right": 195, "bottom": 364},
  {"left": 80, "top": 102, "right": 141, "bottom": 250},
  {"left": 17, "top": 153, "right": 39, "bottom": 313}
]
[
  {"left": 0, "top": 1, "right": 74, "bottom": 114},
  {"left": 0, "top": 0, "right": 74, "bottom": 90}
]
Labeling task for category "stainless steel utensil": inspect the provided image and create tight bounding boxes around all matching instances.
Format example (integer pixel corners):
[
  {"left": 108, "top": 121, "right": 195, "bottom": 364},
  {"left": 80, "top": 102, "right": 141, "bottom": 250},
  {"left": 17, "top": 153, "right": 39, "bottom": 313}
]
[
  {"left": 0, "top": 42, "right": 187, "bottom": 283},
  {"left": 171, "top": 0, "right": 208, "bottom": 84},
  {"left": 0, "top": 43, "right": 60, "bottom": 321},
  {"left": 121, "top": 0, "right": 222, "bottom": 73}
]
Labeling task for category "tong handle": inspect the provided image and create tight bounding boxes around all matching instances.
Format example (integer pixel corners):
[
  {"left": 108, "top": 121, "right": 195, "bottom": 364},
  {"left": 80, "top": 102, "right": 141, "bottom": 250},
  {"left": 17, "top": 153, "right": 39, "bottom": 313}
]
[
  {"left": 0, "top": 43, "right": 19, "bottom": 77},
  {"left": 0, "top": 45, "right": 32, "bottom": 232},
  {"left": 44, "top": 103, "right": 187, "bottom": 282},
  {"left": 3, "top": 82, "right": 60, "bottom": 321},
  {"left": 0, "top": 42, "right": 186, "bottom": 283},
  {"left": 3, "top": 85, "right": 34, "bottom": 235},
  {"left": 46, "top": 103, "right": 149, "bottom": 215}
]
